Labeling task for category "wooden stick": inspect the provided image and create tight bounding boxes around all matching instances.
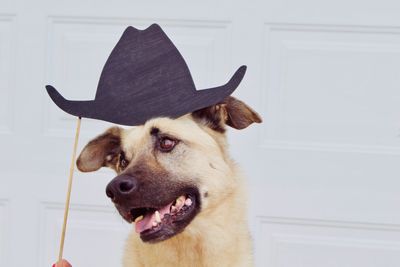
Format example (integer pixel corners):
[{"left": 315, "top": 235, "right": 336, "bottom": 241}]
[{"left": 58, "top": 117, "right": 82, "bottom": 263}]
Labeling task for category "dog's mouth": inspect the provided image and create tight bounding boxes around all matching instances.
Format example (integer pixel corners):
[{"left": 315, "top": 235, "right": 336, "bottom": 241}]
[{"left": 128, "top": 192, "right": 199, "bottom": 243}]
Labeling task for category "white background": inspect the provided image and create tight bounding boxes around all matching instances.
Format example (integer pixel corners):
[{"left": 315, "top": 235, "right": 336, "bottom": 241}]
[{"left": 1, "top": 1, "right": 400, "bottom": 266}]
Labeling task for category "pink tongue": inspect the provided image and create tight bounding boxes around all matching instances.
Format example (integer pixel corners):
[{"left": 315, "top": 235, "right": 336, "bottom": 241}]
[
  {"left": 135, "top": 203, "right": 173, "bottom": 233},
  {"left": 135, "top": 213, "right": 155, "bottom": 233}
]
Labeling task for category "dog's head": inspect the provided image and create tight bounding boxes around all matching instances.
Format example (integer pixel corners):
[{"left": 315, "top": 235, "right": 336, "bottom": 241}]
[{"left": 76, "top": 96, "right": 261, "bottom": 243}]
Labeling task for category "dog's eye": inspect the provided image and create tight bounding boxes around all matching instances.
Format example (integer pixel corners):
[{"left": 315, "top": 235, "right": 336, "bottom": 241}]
[
  {"left": 158, "top": 137, "right": 177, "bottom": 152},
  {"left": 120, "top": 158, "right": 128, "bottom": 168},
  {"left": 119, "top": 153, "right": 129, "bottom": 169}
]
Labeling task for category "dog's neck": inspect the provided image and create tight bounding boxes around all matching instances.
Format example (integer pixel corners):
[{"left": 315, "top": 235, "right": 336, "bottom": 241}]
[{"left": 122, "top": 174, "right": 253, "bottom": 267}]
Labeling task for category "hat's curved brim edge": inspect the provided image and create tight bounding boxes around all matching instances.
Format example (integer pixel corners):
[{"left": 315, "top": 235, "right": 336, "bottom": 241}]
[
  {"left": 192, "top": 65, "right": 247, "bottom": 109},
  {"left": 45, "top": 65, "right": 247, "bottom": 126},
  {"left": 46, "top": 85, "right": 99, "bottom": 119}
]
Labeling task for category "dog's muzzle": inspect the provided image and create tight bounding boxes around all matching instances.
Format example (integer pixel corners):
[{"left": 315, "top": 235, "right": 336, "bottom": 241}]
[{"left": 105, "top": 173, "right": 201, "bottom": 243}]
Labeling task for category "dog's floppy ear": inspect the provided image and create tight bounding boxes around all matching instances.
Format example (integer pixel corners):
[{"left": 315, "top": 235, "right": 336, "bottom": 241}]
[
  {"left": 192, "top": 96, "right": 262, "bottom": 132},
  {"left": 76, "top": 127, "right": 122, "bottom": 172}
]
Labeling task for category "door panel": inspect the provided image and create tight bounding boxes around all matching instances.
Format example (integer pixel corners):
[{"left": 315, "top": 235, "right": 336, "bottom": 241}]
[{"left": 1, "top": 1, "right": 400, "bottom": 266}]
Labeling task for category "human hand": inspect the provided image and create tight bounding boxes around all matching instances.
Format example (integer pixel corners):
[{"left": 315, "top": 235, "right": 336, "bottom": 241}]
[{"left": 52, "top": 259, "right": 72, "bottom": 267}]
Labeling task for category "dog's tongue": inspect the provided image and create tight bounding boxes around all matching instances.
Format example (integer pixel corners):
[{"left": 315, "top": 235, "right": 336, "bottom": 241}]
[
  {"left": 135, "top": 213, "right": 155, "bottom": 233},
  {"left": 135, "top": 203, "right": 172, "bottom": 233}
]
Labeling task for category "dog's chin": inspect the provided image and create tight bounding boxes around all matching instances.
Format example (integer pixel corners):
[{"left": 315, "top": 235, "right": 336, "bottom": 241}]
[{"left": 118, "top": 188, "right": 201, "bottom": 243}]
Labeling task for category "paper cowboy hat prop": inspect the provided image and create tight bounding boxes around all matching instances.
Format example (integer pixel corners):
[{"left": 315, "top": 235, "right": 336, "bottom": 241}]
[{"left": 46, "top": 23, "right": 247, "bottom": 126}]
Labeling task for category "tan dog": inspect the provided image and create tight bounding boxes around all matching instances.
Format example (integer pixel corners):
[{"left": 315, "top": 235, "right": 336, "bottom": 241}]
[{"left": 76, "top": 96, "right": 262, "bottom": 267}]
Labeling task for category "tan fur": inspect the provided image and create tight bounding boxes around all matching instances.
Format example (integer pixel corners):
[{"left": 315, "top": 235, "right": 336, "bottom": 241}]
[
  {"left": 123, "top": 167, "right": 253, "bottom": 267},
  {"left": 77, "top": 97, "right": 261, "bottom": 267},
  {"left": 121, "top": 116, "right": 253, "bottom": 267}
]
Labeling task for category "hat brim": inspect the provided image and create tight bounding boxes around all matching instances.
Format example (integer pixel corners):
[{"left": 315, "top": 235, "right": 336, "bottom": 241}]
[{"left": 46, "top": 65, "right": 247, "bottom": 126}]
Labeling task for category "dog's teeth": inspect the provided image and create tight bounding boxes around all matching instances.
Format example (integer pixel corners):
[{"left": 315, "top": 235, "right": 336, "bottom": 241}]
[
  {"left": 152, "top": 221, "right": 158, "bottom": 227},
  {"left": 175, "top": 196, "right": 186, "bottom": 209},
  {"left": 184, "top": 198, "right": 192, "bottom": 206},
  {"left": 155, "top": 211, "right": 161, "bottom": 223},
  {"left": 171, "top": 206, "right": 177, "bottom": 213},
  {"left": 177, "top": 195, "right": 185, "bottom": 203},
  {"left": 134, "top": 215, "right": 144, "bottom": 223}
]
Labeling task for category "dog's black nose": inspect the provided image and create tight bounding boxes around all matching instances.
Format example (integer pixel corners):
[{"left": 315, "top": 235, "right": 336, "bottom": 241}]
[{"left": 106, "top": 174, "right": 138, "bottom": 201}]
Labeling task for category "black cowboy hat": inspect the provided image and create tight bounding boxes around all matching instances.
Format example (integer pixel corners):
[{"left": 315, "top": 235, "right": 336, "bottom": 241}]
[{"left": 46, "top": 24, "right": 246, "bottom": 126}]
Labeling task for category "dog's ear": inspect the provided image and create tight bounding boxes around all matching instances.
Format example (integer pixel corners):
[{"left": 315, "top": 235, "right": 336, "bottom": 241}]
[
  {"left": 192, "top": 96, "right": 262, "bottom": 132},
  {"left": 76, "top": 127, "right": 122, "bottom": 172}
]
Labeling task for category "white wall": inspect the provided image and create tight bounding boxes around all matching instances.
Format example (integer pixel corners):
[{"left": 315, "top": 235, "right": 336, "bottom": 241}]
[{"left": 1, "top": 0, "right": 400, "bottom": 266}]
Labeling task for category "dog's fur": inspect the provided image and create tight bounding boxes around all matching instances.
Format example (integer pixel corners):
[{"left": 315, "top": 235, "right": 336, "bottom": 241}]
[{"left": 76, "top": 97, "right": 262, "bottom": 267}]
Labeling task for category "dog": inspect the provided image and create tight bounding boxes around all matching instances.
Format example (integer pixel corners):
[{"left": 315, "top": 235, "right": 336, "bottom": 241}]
[{"left": 76, "top": 96, "right": 262, "bottom": 267}]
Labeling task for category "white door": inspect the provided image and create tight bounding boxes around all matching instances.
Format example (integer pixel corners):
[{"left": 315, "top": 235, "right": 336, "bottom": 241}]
[{"left": 1, "top": 1, "right": 400, "bottom": 267}]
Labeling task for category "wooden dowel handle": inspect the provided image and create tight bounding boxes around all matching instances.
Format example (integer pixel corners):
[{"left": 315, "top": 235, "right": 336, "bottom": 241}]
[{"left": 57, "top": 117, "right": 82, "bottom": 263}]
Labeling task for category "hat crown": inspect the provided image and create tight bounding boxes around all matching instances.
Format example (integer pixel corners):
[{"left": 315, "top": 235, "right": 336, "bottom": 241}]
[
  {"left": 95, "top": 24, "right": 196, "bottom": 101},
  {"left": 45, "top": 23, "right": 246, "bottom": 126}
]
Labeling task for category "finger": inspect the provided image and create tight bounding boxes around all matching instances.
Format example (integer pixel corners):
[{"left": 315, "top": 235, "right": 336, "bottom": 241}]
[
  {"left": 54, "top": 259, "right": 72, "bottom": 267},
  {"left": 61, "top": 259, "right": 72, "bottom": 267}
]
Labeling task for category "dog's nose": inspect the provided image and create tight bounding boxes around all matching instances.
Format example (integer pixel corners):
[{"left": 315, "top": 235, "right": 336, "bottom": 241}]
[{"left": 106, "top": 174, "right": 138, "bottom": 201}]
